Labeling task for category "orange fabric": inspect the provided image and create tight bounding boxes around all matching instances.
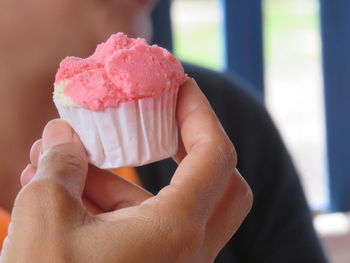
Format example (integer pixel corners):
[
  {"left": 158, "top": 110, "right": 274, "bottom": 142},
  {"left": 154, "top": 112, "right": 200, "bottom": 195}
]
[
  {"left": 111, "top": 167, "right": 142, "bottom": 186},
  {"left": 0, "top": 208, "right": 10, "bottom": 250}
]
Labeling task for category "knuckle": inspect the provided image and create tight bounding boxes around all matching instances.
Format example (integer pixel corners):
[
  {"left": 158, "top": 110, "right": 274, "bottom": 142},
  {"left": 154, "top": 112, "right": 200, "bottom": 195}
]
[
  {"left": 245, "top": 185, "right": 254, "bottom": 211},
  {"left": 213, "top": 140, "right": 237, "bottom": 174},
  {"left": 40, "top": 148, "right": 86, "bottom": 176},
  {"left": 16, "top": 179, "right": 52, "bottom": 205},
  {"left": 221, "top": 141, "right": 237, "bottom": 166},
  {"left": 18, "top": 179, "right": 67, "bottom": 206},
  {"left": 14, "top": 178, "right": 79, "bottom": 223},
  {"left": 14, "top": 180, "right": 68, "bottom": 219},
  {"left": 161, "top": 208, "right": 205, "bottom": 255},
  {"left": 236, "top": 176, "right": 254, "bottom": 214}
]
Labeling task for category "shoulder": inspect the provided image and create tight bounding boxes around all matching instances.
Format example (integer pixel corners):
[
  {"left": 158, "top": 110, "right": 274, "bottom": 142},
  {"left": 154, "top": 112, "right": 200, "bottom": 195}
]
[
  {"left": 183, "top": 63, "right": 274, "bottom": 142},
  {"left": 183, "top": 63, "right": 287, "bottom": 180},
  {"left": 183, "top": 62, "right": 264, "bottom": 115}
]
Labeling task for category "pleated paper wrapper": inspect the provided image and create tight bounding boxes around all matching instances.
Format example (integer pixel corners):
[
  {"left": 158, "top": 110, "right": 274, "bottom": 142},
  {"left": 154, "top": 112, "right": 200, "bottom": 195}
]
[{"left": 54, "top": 88, "right": 179, "bottom": 169}]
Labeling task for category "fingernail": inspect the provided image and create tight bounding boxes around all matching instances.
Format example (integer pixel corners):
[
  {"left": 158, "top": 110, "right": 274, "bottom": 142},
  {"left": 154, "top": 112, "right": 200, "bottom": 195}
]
[{"left": 42, "top": 119, "right": 73, "bottom": 152}]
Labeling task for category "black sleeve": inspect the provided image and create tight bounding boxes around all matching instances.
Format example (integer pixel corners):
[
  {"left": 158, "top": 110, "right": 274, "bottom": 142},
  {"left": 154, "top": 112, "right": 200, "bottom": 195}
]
[{"left": 138, "top": 63, "right": 328, "bottom": 263}]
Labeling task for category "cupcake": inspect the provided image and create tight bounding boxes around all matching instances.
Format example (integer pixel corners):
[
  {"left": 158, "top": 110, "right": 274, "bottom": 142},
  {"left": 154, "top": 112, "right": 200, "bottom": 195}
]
[{"left": 53, "top": 33, "right": 187, "bottom": 169}]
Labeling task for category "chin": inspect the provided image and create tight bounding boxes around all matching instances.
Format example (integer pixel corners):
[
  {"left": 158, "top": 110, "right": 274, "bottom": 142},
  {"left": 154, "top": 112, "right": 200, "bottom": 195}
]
[{"left": 134, "top": 17, "right": 153, "bottom": 41}]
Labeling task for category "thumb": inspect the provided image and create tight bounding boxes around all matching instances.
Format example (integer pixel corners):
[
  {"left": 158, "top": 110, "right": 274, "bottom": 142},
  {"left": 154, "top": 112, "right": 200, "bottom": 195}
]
[
  {"left": 13, "top": 119, "right": 88, "bottom": 223},
  {"left": 2, "top": 120, "right": 89, "bottom": 257},
  {"left": 34, "top": 119, "right": 88, "bottom": 197}
]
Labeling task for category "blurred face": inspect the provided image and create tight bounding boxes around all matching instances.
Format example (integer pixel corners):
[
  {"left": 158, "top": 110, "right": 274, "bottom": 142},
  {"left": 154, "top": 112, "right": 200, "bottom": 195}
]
[
  {"left": 1, "top": 0, "right": 157, "bottom": 62},
  {"left": 0, "top": 0, "right": 158, "bottom": 211}
]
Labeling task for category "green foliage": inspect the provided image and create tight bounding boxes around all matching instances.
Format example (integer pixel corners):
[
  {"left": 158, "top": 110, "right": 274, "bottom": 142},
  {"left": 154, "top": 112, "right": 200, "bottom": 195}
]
[
  {"left": 173, "top": 0, "right": 319, "bottom": 70},
  {"left": 174, "top": 24, "right": 222, "bottom": 70}
]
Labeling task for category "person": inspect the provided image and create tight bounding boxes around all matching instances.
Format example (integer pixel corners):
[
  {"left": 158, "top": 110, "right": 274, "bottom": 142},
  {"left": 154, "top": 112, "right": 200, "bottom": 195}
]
[
  {"left": 1, "top": 79, "right": 254, "bottom": 262},
  {"left": 0, "top": 0, "right": 328, "bottom": 262}
]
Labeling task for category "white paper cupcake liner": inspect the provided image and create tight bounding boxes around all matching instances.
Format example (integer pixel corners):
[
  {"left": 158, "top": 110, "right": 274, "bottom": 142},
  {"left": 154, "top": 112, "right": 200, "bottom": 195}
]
[{"left": 54, "top": 88, "right": 179, "bottom": 169}]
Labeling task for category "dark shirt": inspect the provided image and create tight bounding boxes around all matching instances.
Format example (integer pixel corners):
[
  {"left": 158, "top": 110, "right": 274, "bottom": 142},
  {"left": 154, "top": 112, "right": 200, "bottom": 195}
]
[{"left": 137, "top": 63, "right": 328, "bottom": 263}]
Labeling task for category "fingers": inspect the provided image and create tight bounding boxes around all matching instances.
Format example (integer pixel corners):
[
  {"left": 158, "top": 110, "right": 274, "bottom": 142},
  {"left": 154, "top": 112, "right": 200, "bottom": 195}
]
[
  {"left": 20, "top": 139, "right": 41, "bottom": 186},
  {"left": 83, "top": 165, "right": 153, "bottom": 214},
  {"left": 20, "top": 163, "right": 152, "bottom": 215},
  {"left": 172, "top": 136, "right": 186, "bottom": 164},
  {"left": 83, "top": 197, "right": 104, "bottom": 214},
  {"left": 20, "top": 165, "right": 108, "bottom": 216},
  {"left": 204, "top": 170, "right": 253, "bottom": 255},
  {"left": 11, "top": 120, "right": 91, "bottom": 235},
  {"left": 162, "top": 79, "right": 237, "bottom": 222},
  {"left": 22, "top": 120, "right": 153, "bottom": 216},
  {"left": 20, "top": 164, "right": 36, "bottom": 186},
  {"left": 173, "top": 78, "right": 235, "bottom": 164},
  {"left": 29, "top": 139, "right": 41, "bottom": 167},
  {"left": 15, "top": 120, "right": 88, "bottom": 219},
  {"left": 31, "top": 119, "right": 88, "bottom": 197}
]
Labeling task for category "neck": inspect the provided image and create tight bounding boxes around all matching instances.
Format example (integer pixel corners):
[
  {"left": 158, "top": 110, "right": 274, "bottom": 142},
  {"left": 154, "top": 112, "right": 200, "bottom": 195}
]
[{"left": 0, "top": 54, "right": 58, "bottom": 142}]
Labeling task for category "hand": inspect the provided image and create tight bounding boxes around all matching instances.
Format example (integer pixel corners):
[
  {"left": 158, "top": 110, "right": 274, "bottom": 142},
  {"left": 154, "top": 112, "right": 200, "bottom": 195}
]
[{"left": 0, "top": 79, "right": 252, "bottom": 263}]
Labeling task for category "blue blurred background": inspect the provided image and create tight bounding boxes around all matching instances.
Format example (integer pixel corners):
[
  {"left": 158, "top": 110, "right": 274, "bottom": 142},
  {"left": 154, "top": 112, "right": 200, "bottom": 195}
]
[{"left": 152, "top": 0, "right": 350, "bottom": 262}]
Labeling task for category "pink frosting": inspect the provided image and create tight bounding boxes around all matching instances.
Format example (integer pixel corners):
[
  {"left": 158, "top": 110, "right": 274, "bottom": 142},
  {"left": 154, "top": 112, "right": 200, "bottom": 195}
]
[{"left": 55, "top": 33, "right": 187, "bottom": 111}]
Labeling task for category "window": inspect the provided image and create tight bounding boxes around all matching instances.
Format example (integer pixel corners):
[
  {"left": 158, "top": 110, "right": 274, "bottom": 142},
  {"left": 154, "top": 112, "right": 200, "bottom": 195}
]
[
  {"left": 264, "top": 0, "right": 326, "bottom": 209},
  {"left": 172, "top": 0, "right": 327, "bottom": 209},
  {"left": 172, "top": 0, "right": 222, "bottom": 70}
]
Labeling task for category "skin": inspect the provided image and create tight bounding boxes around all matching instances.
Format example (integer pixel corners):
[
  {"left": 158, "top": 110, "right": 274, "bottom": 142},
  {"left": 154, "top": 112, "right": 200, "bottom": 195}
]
[
  {"left": 0, "top": 79, "right": 252, "bottom": 262},
  {"left": 0, "top": 0, "right": 156, "bottom": 211},
  {"left": 0, "top": 0, "right": 253, "bottom": 261}
]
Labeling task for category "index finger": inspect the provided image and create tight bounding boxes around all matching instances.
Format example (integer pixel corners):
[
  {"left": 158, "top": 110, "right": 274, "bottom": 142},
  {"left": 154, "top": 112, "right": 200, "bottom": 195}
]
[{"left": 159, "top": 79, "right": 237, "bottom": 222}]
